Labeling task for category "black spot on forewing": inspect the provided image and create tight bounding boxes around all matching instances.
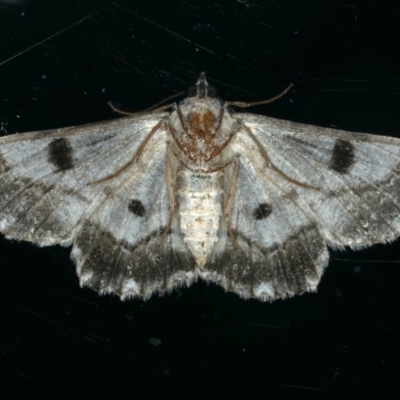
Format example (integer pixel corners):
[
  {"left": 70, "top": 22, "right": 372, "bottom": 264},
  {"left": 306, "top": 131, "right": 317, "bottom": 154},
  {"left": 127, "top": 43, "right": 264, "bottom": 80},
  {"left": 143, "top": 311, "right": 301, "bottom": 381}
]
[
  {"left": 253, "top": 203, "right": 272, "bottom": 220},
  {"left": 128, "top": 199, "right": 146, "bottom": 217},
  {"left": 48, "top": 138, "right": 74, "bottom": 171},
  {"left": 0, "top": 153, "right": 10, "bottom": 174},
  {"left": 329, "top": 139, "right": 355, "bottom": 174}
]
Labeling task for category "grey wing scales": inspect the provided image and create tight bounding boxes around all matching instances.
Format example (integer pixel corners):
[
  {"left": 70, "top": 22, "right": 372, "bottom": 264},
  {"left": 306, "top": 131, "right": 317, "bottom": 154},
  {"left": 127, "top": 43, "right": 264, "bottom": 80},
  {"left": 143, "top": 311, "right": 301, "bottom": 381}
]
[
  {"left": 239, "top": 114, "right": 400, "bottom": 249},
  {"left": 0, "top": 115, "right": 165, "bottom": 244},
  {"left": 0, "top": 115, "right": 195, "bottom": 299},
  {"left": 72, "top": 145, "right": 196, "bottom": 299},
  {"left": 202, "top": 113, "right": 400, "bottom": 301},
  {"left": 202, "top": 147, "right": 328, "bottom": 301}
]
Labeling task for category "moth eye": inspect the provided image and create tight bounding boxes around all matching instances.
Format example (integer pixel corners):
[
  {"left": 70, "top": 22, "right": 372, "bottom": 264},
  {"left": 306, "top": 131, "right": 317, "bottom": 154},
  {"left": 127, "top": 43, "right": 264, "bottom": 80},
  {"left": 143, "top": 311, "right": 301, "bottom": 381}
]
[
  {"left": 253, "top": 203, "right": 272, "bottom": 220},
  {"left": 206, "top": 85, "right": 217, "bottom": 98},
  {"left": 128, "top": 199, "right": 146, "bottom": 217},
  {"left": 187, "top": 85, "right": 197, "bottom": 97}
]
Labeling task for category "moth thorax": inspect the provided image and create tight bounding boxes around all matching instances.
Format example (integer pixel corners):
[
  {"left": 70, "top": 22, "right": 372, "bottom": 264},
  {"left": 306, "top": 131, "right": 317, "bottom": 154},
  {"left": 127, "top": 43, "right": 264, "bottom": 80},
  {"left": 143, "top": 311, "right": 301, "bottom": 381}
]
[
  {"left": 176, "top": 169, "right": 224, "bottom": 267},
  {"left": 188, "top": 110, "right": 216, "bottom": 138}
]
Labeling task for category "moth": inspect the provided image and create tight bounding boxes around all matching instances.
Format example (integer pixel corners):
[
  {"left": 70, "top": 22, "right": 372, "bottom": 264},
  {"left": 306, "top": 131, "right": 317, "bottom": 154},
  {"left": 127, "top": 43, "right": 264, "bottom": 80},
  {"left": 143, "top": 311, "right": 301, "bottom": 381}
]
[{"left": 1, "top": 73, "right": 399, "bottom": 301}]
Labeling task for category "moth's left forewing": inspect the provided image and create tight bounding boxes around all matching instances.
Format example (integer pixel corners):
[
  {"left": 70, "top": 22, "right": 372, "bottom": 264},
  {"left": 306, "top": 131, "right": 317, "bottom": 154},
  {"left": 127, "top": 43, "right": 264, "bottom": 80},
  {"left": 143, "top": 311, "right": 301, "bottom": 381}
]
[{"left": 233, "top": 112, "right": 400, "bottom": 246}]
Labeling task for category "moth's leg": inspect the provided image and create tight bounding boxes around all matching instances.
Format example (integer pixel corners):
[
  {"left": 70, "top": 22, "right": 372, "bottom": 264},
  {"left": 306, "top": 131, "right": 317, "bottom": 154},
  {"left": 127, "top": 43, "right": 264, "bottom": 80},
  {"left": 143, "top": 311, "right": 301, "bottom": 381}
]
[
  {"left": 108, "top": 101, "right": 175, "bottom": 116},
  {"left": 209, "top": 102, "right": 226, "bottom": 134},
  {"left": 169, "top": 105, "right": 200, "bottom": 162},
  {"left": 227, "top": 83, "right": 293, "bottom": 108},
  {"left": 170, "top": 149, "right": 199, "bottom": 173},
  {"left": 169, "top": 123, "right": 196, "bottom": 162},
  {"left": 175, "top": 104, "right": 191, "bottom": 135},
  {"left": 158, "top": 150, "right": 176, "bottom": 246},
  {"left": 206, "top": 156, "right": 240, "bottom": 173},
  {"left": 206, "top": 119, "right": 240, "bottom": 161},
  {"left": 170, "top": 147, "right": 238, "bottom": 174},
  {"left": 88, "top": 120, "right": 167, "bottom": 185},
  {"left": 134, "top": 120, "right": 168, "bottom": 167},
  {"left": 241, "top": 123, "right": 319, "bottom": 191},
  {"left": 223, "top": 157, "right": 243, "bottom": 256}
]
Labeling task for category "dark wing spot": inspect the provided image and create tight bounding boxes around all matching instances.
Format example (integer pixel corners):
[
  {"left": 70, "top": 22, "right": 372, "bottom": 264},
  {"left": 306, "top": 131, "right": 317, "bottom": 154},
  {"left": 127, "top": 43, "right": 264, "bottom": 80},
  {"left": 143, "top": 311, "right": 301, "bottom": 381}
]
[
  {"left": 0, "top": 154, "right": 10, "bottom": 173},
  {"left": 329, "top": 139, "right": 355, "bottom": 174},
  {"left": 48, "top": 138, "right": 74, "bottom": 171},
  {"left": 128, "top": 199, "right": 146, "bottom": 217},
  {"left": 254, "top": 203, "right": 272, "bottom": 220}
]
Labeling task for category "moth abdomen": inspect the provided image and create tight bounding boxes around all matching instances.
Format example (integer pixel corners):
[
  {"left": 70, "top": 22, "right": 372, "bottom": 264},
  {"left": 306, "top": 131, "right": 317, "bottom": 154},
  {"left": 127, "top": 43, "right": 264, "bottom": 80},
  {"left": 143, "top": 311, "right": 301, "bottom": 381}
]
[{"left": 176, "top": 169, "right": 223, "bottom": 267}]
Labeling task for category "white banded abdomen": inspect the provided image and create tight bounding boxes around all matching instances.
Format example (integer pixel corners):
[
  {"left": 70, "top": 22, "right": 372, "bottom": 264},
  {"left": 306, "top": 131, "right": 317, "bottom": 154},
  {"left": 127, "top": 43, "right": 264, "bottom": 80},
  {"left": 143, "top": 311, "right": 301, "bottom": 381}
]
[{"left": 177, "top": 169, "right": 223, "bottom": 267}]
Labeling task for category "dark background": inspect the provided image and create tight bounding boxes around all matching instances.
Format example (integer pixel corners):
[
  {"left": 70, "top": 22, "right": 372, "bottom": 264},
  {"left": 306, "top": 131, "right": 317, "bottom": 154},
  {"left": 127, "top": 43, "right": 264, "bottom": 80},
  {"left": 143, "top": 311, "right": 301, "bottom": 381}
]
[{"left": 1, "top": 1, "right": 400, "bottom": 399}]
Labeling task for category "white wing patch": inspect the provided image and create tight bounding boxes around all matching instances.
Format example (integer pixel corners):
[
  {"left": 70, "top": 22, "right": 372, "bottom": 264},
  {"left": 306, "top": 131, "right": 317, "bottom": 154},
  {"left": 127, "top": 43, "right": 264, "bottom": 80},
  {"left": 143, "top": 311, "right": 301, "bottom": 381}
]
[{"left": 1, "top": 72, "right": 399, "bottom": 301}]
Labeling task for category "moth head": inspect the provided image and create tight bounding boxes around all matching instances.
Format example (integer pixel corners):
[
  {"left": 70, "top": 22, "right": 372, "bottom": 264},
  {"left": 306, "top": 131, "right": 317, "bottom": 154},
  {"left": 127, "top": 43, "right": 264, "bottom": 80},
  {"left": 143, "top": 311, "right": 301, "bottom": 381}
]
[
  {"left": 187, "top": 72, "right": 217, "bottom": 99},
  {"left": 170, "top": 74, "right": 236, "bottom": 161}
]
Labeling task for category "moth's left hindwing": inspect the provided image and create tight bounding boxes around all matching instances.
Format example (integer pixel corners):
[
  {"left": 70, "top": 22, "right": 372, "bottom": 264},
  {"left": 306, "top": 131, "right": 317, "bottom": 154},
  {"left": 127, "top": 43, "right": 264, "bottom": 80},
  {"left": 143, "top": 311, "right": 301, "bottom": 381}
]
[{"left": 0, "top": 114, "right": 195, "bottom": 299}]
